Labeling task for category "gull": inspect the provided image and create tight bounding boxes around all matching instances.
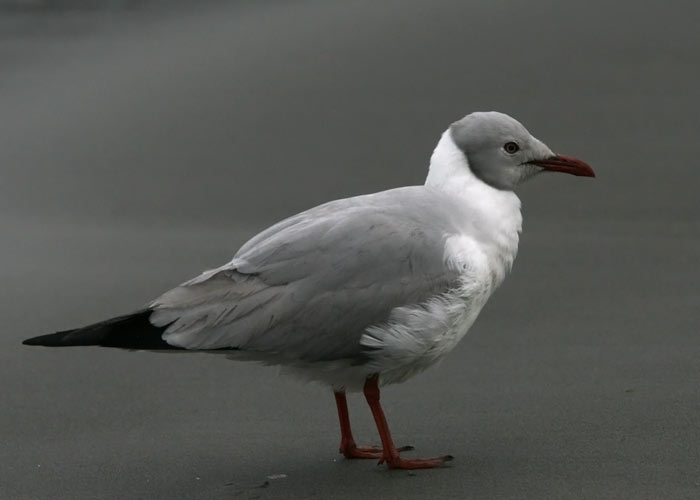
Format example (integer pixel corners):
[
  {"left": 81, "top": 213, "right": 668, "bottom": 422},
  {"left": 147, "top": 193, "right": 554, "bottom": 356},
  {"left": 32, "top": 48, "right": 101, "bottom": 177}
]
[{"left": 23, "top": 111, "right": 594, "bottom": 469}]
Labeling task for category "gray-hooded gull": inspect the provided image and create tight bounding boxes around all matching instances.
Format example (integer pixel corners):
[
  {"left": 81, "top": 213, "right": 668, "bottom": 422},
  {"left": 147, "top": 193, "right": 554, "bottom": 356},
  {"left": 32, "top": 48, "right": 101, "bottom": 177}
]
[{"left": 23, "top": 111, "right": 594, "bottom": 469}]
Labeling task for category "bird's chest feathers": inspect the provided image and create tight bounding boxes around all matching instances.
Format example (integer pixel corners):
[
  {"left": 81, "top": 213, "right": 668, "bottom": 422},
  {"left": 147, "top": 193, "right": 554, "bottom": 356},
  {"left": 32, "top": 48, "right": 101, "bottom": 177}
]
[
  {"left": 437, "top": 231, "right": 517, "bottom": 345},
  {"left": 444, "top": 217, "right": 520, "bottom": 293},
  {"left": 360, "top": 213, "right": 520, "bottom": 384}
]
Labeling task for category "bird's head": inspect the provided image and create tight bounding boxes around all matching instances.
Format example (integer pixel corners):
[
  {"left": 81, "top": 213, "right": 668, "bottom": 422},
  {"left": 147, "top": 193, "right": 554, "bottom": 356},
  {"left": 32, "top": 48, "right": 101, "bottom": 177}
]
[{"left": 449, "top": 111, "right": 595, "bottom": 191}]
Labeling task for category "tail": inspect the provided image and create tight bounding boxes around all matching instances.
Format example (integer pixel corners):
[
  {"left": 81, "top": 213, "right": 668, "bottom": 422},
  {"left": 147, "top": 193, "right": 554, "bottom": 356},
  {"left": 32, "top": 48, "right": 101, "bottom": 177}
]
[{"left": 22, "top": 309, "right": 181, "bottom": 350}]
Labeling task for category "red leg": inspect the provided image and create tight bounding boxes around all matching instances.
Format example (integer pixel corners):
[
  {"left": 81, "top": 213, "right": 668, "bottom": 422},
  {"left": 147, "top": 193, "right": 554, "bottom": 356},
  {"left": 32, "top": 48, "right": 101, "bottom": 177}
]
[
  {"left": 363, "top": 374, "right": 453, "bottom": 469},
  {"left": 334, "top": 390, "right": 413, "bottom": 459}
]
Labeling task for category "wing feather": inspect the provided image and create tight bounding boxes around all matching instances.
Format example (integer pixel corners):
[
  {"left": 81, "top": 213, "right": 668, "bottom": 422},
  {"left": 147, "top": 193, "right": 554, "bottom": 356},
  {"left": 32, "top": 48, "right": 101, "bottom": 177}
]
[{"left": 150, "top": 187, "right": 469, "bottom": 361}]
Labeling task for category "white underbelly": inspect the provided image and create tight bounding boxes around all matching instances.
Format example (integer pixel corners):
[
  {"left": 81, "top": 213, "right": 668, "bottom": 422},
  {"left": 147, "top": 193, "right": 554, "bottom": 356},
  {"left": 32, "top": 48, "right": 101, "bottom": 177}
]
[
  {"left": 364, "top": 278, "right": 493, "bottom": 385},
  {"left": 274, "top": 285, "right": 491, "bottom": 392},
  {"left": 280, "top": 234, "right": 516, "bottom": 391}
]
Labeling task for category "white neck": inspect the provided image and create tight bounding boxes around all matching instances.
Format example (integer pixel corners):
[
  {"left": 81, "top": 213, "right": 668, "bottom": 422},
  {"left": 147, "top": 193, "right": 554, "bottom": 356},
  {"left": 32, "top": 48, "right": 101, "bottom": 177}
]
[
  {"left": 425, "top": 130, "right": 478, "bottom": 195},
  {"left": 425, "top": 130, "right": 520, "bottom": 211},
  {"left": 425, "top": 129, "right": 478, "bottom": 195},
  {"left": 425, "top": 129, "right": 523, "bottom": 281}
]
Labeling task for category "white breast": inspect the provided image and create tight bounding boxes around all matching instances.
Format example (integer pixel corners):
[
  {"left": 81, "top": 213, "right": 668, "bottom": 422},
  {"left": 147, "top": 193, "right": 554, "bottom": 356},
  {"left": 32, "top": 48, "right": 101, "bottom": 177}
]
[
  {"left": 356, "top": 130, "right": 523, "bottom": 386},
  {"left": 358, "top": 231, "right": 515, "bottom": 385}
]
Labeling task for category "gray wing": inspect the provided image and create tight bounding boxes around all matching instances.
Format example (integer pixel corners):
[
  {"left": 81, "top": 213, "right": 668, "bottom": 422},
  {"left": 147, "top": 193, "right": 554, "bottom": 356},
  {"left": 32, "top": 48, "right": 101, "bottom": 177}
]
[{"left": 149, "top": 186, "right": 466, "bottom": 363}]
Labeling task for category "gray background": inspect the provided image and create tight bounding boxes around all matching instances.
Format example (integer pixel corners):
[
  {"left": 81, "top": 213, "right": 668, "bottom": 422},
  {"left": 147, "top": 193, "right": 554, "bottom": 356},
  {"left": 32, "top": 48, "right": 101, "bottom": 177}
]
[{"left": 2, "top": 1, "right": 699, "bottom": 499}]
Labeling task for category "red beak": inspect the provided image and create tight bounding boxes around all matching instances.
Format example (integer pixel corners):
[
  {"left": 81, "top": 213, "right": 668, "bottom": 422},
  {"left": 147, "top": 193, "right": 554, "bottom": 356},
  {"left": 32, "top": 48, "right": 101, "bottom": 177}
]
[{"left": 527, "top": 154, "right": 595, "bottom": 177}]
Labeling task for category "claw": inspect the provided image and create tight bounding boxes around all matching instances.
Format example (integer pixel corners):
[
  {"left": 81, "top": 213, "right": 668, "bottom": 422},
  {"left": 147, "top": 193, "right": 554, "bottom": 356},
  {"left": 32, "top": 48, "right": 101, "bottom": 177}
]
[
  {"left": 340, "top": 443, "right": 413, "bottom": 460},
  {"left": 385, "top": 454, "right": 453, "bottom": 470}
]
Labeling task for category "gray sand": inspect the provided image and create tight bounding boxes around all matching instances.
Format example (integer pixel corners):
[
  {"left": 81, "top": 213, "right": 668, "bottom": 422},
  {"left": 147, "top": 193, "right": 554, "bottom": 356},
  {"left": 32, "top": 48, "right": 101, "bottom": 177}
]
[{"left": 2, "top": 1, "right": 699, "bottom": 499}]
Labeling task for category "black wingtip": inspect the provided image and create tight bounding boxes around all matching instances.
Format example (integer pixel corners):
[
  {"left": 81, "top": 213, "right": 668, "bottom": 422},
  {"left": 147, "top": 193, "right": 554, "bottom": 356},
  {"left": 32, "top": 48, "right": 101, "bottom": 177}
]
[
  {"left": 22, "top": 309, "right": 181, "bottom": 350},
  {"left": 22, "top": 333, "right": 64, "bottom": 346}
]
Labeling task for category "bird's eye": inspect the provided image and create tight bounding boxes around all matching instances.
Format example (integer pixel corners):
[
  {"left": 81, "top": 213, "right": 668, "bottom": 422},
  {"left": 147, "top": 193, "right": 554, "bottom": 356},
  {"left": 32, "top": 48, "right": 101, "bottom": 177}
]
[{"left": 503, "top": 142, "right": 520, "bottom": 154}]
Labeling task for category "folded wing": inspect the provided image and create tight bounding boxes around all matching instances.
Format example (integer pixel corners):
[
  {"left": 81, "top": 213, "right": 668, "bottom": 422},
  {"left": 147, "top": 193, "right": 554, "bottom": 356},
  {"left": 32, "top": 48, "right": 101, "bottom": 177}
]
[{"left": 150, "top": 187, "right": 465, "bottom": 363}]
